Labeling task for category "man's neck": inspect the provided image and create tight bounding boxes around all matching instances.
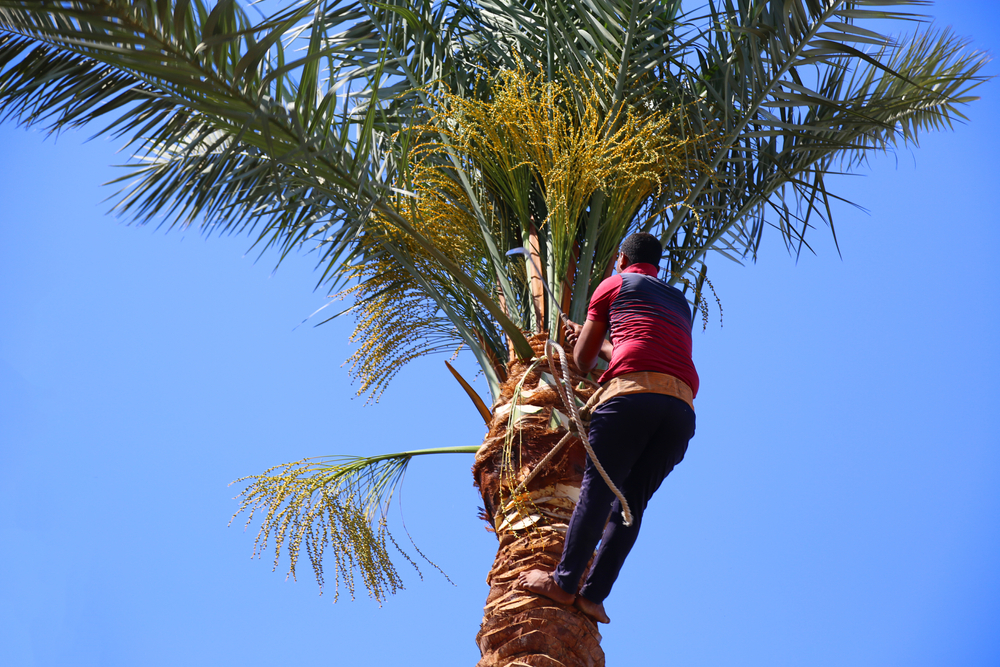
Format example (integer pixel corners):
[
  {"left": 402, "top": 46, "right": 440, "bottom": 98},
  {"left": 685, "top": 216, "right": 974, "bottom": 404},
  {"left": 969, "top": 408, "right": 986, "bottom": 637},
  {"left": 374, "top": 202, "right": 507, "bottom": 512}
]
[{"left": 621, "top": 263, "right": 659, "bottom": 277}]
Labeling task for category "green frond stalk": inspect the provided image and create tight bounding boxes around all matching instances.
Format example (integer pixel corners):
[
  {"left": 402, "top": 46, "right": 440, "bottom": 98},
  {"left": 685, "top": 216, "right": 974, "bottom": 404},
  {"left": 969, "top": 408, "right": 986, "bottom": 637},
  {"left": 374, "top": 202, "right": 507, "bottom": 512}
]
[{"left": 230, "top": 446, "right": 477, "bottom": 602}]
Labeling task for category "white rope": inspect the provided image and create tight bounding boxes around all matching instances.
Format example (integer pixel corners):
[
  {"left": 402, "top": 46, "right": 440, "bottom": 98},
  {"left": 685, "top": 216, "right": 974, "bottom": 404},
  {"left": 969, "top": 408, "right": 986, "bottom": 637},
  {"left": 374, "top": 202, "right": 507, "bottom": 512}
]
[{"left": 543, "top": 339, "right": 633, "bottom": 527}]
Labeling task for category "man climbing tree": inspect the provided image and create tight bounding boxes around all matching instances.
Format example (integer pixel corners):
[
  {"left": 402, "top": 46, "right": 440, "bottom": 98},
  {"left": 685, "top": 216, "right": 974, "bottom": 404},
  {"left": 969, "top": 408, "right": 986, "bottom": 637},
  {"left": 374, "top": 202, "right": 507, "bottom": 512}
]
[
  {"left": 519, "top": 232, "right": 699, "bottom": 624},
  {"left": 0, "top": 1, "right": 987, "bottom": 664}
]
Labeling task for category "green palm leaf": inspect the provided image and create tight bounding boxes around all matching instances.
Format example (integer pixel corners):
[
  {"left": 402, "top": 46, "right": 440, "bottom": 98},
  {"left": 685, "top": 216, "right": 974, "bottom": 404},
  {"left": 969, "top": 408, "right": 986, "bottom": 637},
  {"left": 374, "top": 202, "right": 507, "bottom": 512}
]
[
  {"left": 231, "top": 445, "right": 478, "bottom": 602},
  {"left": 655, "top": 2, "right": 989, "bottom": 280}
]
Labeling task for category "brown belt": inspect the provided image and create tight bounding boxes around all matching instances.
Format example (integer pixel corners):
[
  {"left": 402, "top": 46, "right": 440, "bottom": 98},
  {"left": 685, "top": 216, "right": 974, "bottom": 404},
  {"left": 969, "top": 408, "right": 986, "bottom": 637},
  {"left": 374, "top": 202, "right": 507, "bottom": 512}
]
[{"left": 583, "top": 371, "right": 695, "bottom": 416}]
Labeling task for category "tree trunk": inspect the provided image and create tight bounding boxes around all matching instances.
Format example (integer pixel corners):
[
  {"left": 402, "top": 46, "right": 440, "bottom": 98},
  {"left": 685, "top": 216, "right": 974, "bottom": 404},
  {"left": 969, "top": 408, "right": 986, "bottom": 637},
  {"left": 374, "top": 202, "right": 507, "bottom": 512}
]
[{"left": 473, "top": 334, "right": 604, "bottom": 667}]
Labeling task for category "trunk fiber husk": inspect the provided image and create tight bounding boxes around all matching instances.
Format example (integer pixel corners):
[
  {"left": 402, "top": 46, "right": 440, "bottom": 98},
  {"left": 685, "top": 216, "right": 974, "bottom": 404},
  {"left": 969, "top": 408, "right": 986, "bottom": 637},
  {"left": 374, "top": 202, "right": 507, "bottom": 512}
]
[{"left": 473, "top": 334, "right": 605, "bottom": 667}]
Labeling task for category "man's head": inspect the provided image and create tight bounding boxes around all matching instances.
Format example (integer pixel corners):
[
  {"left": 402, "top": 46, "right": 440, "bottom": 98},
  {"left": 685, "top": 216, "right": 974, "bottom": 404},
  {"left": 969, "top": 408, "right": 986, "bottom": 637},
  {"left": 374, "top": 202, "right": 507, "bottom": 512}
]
[{"left": 619, "top": 232, "right": 663, "bottom": 268}]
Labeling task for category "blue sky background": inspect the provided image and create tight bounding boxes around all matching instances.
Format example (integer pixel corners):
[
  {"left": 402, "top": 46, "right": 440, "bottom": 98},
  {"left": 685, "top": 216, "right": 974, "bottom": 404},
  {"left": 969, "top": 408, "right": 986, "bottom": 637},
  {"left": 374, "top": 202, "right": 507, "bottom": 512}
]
[{"left": 1, "top": 3, "right": 998, "bottom": 665}]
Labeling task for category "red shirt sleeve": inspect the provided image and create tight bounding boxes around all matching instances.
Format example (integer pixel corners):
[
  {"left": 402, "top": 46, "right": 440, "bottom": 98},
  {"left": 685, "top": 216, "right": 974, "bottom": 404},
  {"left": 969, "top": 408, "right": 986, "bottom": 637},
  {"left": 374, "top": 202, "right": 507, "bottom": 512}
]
[{"left": 587, "top": 275, "right": 622, "bottom": 324}]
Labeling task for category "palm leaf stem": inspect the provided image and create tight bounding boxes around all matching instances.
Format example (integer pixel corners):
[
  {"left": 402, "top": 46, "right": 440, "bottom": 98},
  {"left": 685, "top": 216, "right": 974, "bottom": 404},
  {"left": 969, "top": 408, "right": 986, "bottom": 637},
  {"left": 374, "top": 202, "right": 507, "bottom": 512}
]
[
  {"left": 569, "top": 191, "right": 605, "bottom": 322},
  {"left": 342, "top": 445, "right": 481, "bottom": 462}
]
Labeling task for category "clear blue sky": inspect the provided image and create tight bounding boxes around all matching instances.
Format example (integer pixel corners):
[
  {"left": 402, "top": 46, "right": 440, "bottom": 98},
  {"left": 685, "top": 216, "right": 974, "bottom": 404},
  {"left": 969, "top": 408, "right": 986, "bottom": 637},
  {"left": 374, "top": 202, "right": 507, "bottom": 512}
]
[{"left": 1, "top": 4, "right": 998, "bottom": 665}]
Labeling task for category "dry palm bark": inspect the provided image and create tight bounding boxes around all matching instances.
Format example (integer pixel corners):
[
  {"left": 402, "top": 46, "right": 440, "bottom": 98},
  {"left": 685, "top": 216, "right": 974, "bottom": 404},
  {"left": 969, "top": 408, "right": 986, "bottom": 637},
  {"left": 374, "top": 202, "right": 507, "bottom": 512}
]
[{"left": 473, "top": 334, "right": 604, "bottom": 667}]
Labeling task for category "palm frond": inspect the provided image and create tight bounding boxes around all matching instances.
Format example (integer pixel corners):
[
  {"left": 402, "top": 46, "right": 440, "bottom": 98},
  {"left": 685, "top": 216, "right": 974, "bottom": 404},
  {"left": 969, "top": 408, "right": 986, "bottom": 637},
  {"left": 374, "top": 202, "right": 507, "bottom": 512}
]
[
  {"left": 469, "top": 0, "right": 686, "bottom": 106},
  {"left": 231, "top": 445, "right": 478, "bottom": 602},
  {"left": 654, "top": 2, "right": 990, "bottom": 282}
]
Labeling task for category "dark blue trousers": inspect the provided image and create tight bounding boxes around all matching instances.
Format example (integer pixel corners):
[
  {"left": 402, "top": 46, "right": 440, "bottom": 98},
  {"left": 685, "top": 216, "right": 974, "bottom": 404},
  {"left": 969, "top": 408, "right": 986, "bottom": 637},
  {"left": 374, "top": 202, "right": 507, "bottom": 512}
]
[{"left": 551, "top": 393, "right": 695, "bottom": 603}]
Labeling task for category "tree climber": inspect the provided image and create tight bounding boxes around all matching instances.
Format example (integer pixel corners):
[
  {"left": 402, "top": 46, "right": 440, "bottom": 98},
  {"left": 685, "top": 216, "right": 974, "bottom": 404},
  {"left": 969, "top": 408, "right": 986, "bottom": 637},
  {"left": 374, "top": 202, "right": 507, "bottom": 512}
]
[{"left": 518, "top": 232, "right": 699, "bottom": 624}]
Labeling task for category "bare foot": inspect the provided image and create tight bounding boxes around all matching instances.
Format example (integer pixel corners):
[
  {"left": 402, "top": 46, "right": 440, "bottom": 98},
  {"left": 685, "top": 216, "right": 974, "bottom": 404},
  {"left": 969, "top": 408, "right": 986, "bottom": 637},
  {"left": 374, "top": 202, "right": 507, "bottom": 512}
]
[
  {"left": 517, "top": 569, "right": 576, "bottom": 605},
  {"left": 575, "top": 596, "right": 611, "bottom": 624}
]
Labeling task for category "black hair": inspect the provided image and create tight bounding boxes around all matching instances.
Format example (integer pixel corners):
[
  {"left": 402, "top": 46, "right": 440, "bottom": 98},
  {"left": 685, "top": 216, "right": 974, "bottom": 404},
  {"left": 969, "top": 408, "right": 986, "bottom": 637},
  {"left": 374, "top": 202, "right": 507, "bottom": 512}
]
[{"left": 620, "top": 232, "right": 663, "bottom": 266}]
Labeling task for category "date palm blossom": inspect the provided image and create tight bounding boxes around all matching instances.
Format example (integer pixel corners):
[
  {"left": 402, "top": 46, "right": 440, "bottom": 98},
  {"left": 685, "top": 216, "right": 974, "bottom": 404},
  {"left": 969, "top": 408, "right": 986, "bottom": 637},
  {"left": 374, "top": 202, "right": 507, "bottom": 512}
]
[{"left": 0, "top": 1, "right": 988, "bottom": 663}]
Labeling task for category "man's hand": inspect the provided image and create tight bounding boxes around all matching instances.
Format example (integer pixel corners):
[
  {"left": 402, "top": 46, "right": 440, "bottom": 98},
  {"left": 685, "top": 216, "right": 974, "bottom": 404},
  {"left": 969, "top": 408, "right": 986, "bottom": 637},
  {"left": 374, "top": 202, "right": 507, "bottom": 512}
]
[
  {"left": 571, "top": 318, "right": 612, "bottom": 374},
  {"left": 564, "top": 320, "right": 584, "bottom": 347}
]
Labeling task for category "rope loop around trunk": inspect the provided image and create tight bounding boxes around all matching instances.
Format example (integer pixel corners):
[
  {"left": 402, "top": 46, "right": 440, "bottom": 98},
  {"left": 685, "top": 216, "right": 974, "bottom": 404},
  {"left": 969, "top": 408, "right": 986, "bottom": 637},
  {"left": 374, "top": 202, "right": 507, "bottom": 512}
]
[{"left": 521, "top": 339, "right": 633, "bottom": 527}]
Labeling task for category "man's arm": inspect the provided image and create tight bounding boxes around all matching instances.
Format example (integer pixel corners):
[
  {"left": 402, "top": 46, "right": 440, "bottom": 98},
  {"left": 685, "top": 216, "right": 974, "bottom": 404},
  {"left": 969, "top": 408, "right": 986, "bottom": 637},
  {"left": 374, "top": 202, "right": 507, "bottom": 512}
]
[{"left": 565, "top": 319, "right": 611, "bottom": 375}]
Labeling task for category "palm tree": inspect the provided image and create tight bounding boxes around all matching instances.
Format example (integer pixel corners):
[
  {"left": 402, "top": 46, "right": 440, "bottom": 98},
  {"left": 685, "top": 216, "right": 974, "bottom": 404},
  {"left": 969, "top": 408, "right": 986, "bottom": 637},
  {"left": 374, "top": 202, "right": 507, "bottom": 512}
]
[{"left": 0, "top": 1, "right": 987, "bottom": 664}]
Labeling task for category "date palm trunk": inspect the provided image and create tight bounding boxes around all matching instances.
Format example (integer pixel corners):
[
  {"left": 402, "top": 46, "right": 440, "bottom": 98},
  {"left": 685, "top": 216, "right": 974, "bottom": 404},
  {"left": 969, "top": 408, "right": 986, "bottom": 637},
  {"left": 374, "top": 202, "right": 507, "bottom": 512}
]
[{"left": 473, "top": 334, "right": 605, "bottom": 667}]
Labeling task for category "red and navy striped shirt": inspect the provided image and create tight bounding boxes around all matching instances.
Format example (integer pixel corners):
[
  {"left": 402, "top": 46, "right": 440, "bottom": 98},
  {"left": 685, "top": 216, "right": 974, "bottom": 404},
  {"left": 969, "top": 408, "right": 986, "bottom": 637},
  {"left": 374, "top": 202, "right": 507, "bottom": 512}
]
[{"left": 587, "top": 263, "right": 699, "bottom": 397}]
